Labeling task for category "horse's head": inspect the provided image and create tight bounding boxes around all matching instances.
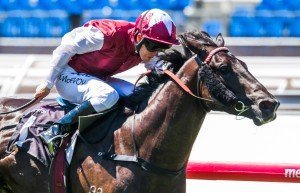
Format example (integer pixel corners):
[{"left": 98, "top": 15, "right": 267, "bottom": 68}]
[{"left": 178, "top": 31, "right": 279, "bottom": 126}]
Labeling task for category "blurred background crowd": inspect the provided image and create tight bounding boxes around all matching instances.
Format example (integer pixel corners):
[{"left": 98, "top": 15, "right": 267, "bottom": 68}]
[{"left": 0, "top": 0, "right": 299, "bottom": 38}]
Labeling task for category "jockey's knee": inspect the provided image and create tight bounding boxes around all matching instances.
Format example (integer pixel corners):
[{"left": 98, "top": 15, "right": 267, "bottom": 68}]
[
  {"left": 105, "top": 89, "right": 119, "bottom": 108},
  {"left": 89, "top": 89, "right": 119, "bottom": 113}
]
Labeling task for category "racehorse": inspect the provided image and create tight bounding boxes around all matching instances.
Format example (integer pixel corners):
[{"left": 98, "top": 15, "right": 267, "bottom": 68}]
[{"left": 0, "top": 31, "right": 279, "bottom": 193}]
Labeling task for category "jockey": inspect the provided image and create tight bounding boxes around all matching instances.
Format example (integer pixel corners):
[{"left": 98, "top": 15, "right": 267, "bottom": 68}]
[{"left": 34, "top": 8, "right": 179, "bottom": 153}]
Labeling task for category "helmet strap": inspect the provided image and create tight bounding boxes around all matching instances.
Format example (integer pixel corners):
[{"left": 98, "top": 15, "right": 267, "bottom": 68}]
[{"left": 135, "top": 37, "right": 145, "bottom": 54}]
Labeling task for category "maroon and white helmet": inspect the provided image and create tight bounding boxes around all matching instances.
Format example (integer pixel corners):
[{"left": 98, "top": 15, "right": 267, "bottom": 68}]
[{"left": 134, "top": 9, "right": 179, "bottom": 45}]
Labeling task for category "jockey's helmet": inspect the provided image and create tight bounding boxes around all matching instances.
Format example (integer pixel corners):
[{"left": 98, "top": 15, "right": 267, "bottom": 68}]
[{"left": 134, "top": 9, "right": 179, "bottom": 45}]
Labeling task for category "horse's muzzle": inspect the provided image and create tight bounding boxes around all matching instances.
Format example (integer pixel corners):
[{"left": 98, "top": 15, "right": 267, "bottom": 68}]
[
  {"left": 254, "top": 99, "right": 280, "bottom": 125},
  {"left": 259, "top": 99, "right": 280, "bottom": 117}
]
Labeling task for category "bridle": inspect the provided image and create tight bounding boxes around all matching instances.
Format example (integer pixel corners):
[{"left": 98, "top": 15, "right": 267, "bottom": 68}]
[
  {"left": 163, "top": 46, "right": 229, "bottom": 112},
  {"left": 163, "top": 46, "right": 249, "bottom": 115},
  {"left": 196, "top": 46, "right": 230, "bottom": 112}
]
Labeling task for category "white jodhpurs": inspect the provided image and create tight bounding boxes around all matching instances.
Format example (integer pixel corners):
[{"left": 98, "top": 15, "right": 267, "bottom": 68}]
[{"left": 55, "top": 66, "right": 135, "bottom": 112}]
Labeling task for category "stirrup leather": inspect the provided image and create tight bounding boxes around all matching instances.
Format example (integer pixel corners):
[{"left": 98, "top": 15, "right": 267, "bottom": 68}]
[
  {"left": 39, "top": 124, "right": 68, "bottom": 155},
  {"left": 46, "top": 133, "right": 68, "bottom": 156},
  {"left": 39, "top": 124, "right": 65, "bottom": 143}
]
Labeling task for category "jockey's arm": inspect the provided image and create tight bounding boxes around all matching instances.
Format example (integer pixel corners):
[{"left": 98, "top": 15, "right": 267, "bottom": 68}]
[
  {"left": 45, "top": 26, "right": 104, "bottom": 89},
  {"left": 35, "top": 26, "right": 104, "bottom": 99}
]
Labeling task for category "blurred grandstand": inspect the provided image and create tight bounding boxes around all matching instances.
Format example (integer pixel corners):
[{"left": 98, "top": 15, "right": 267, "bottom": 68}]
[{"left": 0, "top": 0, "right": 299, "bottom": 38}]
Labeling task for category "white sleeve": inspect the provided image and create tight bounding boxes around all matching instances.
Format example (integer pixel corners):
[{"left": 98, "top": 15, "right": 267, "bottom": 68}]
[{"left": 44, "top": 26, "right": 105, "bottom": 89}]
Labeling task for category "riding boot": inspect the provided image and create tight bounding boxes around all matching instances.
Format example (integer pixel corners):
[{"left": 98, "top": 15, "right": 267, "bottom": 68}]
[{"left": 39, "top": 100, "right": 95, "bottom": 154}]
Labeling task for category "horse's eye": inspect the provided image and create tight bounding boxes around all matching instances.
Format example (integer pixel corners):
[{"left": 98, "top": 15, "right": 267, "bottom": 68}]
[{"left": 219, "top": 64, "right": 229, "bottom": 74}]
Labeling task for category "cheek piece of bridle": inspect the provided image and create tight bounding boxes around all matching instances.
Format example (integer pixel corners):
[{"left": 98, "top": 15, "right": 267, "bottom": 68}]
[
  {"left": 196, "top": 47, "right": 238, "bottom": 107},
  {"left": 163, "top": 46, "right": 249, "bottom": 116},
  {"left": 195, "top": 47, "right": 249, "bottom": 116}
]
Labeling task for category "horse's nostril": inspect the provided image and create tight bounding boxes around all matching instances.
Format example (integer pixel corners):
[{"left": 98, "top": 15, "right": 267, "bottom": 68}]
[
  {"left": 259, "top": 100, "right": 274, "bottom": 110},
  {"left": 259, "top": 100, "right": 279, "bottom": 113},
  {"left": 258, "top": 99, "right": 279, "bottom": 122}
]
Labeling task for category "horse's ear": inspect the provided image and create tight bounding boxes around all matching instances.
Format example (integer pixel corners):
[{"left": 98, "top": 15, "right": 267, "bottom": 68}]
[{"left": 215, "top": 33, "right": 225, "bottom": 47}]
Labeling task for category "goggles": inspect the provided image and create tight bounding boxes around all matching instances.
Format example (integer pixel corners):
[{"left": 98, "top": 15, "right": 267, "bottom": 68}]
[{"left": 143, "top": 38, "right": 171, "bottom": 52}]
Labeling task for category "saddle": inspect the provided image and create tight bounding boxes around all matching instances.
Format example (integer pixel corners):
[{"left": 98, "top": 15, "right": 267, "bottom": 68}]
[
  {"left": 8, "top": 95, "right": 134, "bottom": 158},
  {"left": 56, "top": 97, "right": 117, "bottom": 139}
]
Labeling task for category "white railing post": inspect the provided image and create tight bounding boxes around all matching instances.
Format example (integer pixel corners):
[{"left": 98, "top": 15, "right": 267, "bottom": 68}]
[{"left": 7, "top": 55, "right": 36, "bottom": 96}]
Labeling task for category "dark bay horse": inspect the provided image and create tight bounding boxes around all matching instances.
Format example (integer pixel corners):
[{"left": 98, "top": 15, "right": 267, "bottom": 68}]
[{"left": 0, "top": 32, "right": 279, "bottom": 193}]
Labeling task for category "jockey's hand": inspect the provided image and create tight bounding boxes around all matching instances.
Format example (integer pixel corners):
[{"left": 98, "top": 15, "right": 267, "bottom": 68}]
[{"left": 34, "top": 83, "right": 51, "bottom": 101}]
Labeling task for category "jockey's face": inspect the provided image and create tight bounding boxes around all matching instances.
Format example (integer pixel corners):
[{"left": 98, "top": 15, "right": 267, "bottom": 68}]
[
  {"left": 139, "top": 44, "right": 158, "bottom": 62},
  {"left": 136, "top": 33, "right": 157, "bottom": 62}
]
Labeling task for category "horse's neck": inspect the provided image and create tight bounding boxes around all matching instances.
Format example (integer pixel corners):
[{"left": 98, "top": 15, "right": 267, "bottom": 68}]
[{"left": 136, "top": 60, "right": 207, "bottom": 171}]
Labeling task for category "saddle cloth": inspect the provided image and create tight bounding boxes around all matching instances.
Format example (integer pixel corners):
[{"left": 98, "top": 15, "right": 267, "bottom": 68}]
[
  {"left": 7, "top": 103, "right": 65, "bottom": 166},
  {"left": 6, "top": 99, "right": 119, "bottom": 193}
]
